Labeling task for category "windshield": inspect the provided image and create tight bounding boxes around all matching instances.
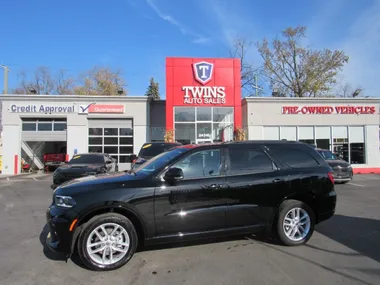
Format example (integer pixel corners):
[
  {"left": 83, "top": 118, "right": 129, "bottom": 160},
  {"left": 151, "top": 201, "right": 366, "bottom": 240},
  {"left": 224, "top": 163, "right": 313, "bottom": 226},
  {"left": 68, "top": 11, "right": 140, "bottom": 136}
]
[
  {"left": 138, "top": 143, "right": 180, "bottom": 158},
  {"left": 134, "top": 147, "right": 188, "bottom": 176},
  {"left": 68, "top": 154, "right": 104, "bottom": 164},
  {"left": 318, "top": 150, "right": 339, "bottom": 160}
]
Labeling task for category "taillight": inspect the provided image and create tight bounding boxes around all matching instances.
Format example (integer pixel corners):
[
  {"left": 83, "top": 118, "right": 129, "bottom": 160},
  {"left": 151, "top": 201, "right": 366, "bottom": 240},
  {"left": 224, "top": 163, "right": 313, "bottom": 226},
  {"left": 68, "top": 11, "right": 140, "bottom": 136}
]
[
  {"left": 43, "top": 154, "right": 47, "bottom": 161},
  {"left": 328, "top": 172, "right": 335, "bottom": 184}
]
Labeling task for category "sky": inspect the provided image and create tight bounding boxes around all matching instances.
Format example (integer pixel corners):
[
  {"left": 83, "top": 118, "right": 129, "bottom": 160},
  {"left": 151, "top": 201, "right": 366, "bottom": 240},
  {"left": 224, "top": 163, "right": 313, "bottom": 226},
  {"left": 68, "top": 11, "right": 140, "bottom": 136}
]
[{"left": 1, "top": 0, "right": 379, "bottom": 98}]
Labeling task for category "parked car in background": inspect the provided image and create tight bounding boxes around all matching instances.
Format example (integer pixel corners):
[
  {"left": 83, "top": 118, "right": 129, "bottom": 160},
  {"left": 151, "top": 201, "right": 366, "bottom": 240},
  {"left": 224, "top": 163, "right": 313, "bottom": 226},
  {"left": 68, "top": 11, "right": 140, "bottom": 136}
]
[
  {"left": 44, "top": 147, "right": 67, "bottom": 171},
  {"left": 316, "top": 148, "right": 353, "bottom": 183},
  {"left": 46, "top": 140, "right": 336, "bottom": 271},
  {"left": 130, "top": 141, "right": 182, "bottom": 169},
  {"left": 51, "top": 153, "right": 118, "bottom": 189}
]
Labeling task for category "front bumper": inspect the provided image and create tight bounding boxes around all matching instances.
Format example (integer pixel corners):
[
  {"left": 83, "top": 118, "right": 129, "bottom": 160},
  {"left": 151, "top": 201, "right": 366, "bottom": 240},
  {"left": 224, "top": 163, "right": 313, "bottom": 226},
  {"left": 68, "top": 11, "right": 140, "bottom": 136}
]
[{"left": 45, "top": 205, "right": 77, "bottom": 254}]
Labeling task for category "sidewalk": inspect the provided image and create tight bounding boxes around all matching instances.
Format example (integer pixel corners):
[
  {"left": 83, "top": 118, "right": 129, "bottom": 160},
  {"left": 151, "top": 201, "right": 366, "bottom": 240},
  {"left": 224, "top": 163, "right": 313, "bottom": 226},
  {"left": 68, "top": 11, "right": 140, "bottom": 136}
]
[{"left": 0, "top": 172, "right": 34, "bottom": 180}]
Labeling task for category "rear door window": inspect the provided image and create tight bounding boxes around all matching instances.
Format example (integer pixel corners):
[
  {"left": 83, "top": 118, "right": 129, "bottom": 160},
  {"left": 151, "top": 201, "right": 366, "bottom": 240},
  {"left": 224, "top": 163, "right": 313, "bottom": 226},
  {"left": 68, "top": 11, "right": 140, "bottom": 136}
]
[
  {"left": 228, "top": 147, "right": 275, "bottom": 175},
  {"left": 269, "top": 147, "right": 320, "bottom": 168}
]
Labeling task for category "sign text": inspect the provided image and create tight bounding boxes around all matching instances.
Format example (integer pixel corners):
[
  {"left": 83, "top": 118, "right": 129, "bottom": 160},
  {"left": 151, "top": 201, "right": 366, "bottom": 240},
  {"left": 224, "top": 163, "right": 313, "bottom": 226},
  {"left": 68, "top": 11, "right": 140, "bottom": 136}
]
[{"left": 282, "top": 105, "right": 376, "bottom": 115}]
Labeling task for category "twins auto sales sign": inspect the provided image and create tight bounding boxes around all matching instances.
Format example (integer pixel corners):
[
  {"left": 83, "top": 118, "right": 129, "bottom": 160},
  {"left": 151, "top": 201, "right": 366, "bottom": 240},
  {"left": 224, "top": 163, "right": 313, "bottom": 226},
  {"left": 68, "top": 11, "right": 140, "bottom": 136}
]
[
  {"left": 166, "top": 58, "right": 241, "bottom": 107},
  {"left": 282, "top": 105, "right": 376, "bottom": 115}
]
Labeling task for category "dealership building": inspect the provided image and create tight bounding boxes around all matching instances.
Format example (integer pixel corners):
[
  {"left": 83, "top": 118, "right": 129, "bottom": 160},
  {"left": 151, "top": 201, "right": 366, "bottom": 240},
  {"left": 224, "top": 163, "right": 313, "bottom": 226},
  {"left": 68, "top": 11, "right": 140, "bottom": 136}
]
[{"left": 1, "top": 57, "right": 380, "bottom": 175}]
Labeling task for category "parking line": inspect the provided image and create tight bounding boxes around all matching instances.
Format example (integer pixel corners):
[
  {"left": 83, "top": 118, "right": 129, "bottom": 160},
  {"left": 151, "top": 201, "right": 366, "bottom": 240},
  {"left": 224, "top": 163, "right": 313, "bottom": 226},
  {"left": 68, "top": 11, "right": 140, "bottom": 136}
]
[
  {"left": 32, "top": 177, "right": 38, "bottom": 181},
  {"left": 347, "top": 182, "right": 365, "bottom": 187}
]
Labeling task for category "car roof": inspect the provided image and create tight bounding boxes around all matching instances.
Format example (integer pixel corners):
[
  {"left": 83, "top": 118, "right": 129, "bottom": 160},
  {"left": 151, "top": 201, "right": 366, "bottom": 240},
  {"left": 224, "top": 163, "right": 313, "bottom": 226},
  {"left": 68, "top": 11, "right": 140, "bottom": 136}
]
[
  {"left": 73, "top": 153, "right": 105, "bottom": 156},
  {"left": 143, "top": 142, "right": 182, "bottom": 145},
  {"left": 172, "top": 140, "right": 311, "bottom": 150}
]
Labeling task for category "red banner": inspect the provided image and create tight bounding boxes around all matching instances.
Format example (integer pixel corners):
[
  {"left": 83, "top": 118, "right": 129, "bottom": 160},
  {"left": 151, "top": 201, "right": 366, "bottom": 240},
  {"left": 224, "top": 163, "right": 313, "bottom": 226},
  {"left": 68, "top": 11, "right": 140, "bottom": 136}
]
[{"left": 282, "top": 105, "right": 376, "bottom": 115}]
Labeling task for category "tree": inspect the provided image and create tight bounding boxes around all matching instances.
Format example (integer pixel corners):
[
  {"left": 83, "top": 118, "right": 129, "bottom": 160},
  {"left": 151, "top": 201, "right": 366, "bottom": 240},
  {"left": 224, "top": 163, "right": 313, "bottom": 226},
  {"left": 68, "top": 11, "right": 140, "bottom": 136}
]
[
  {"left": 256, "top": 26, "right": 349, "bottom": 97},
  {"left": 12, "top": 66, "right": 126, "bottom": 95},
  {"left": 337, "top": 82, "right": 364, "bottom": 98},
  {"left": 145, "top": 77, "right": 160, "bottom": 100},
  {"left": 73, "top": 66, "right": 126, "bottom": 95},
  {"left": 229, "top": 37, "right": 263, "bottom": 96}
]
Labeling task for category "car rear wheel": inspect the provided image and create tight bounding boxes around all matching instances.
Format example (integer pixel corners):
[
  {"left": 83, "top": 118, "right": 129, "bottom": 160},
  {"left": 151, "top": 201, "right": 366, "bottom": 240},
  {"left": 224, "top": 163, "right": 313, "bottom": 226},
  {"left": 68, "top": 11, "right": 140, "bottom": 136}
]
[
  {"left": 276, "top": 200, "right": 315, "bottom": 246},
  {"left": 77, "top": 213, "right": 138, "bottom": 271}
]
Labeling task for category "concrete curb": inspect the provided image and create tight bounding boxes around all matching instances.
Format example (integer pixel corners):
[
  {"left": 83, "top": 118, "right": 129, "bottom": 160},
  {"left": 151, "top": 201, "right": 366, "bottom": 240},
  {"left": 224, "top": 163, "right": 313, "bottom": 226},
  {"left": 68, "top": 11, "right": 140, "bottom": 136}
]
[
  {"left": 0, "top": 173, "right": 34, "bottom": 180},
  {"left": 353, "top": 168, "right": 380, "bottom": 175}
]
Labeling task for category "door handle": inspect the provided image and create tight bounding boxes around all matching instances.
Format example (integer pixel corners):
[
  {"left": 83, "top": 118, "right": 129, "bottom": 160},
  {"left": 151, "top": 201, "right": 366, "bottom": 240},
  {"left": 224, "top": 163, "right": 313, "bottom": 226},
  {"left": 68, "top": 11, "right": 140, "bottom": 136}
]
[{"left": 273, "top": 178, "right": 285, "bottom": 183}]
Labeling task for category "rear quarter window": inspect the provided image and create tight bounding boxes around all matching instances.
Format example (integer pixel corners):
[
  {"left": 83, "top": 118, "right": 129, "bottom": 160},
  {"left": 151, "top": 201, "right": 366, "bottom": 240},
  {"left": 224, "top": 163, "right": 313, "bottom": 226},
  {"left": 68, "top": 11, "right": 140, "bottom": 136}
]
[{"left": 269, "top": 147, "right": 320, "bottom": 168}]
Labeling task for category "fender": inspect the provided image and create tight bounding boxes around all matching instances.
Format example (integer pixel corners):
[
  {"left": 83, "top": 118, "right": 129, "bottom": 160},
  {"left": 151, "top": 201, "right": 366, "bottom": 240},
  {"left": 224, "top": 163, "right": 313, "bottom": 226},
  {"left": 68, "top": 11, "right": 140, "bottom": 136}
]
[{"left": 69, "top": 202, "right": 149, "bottom": 256}]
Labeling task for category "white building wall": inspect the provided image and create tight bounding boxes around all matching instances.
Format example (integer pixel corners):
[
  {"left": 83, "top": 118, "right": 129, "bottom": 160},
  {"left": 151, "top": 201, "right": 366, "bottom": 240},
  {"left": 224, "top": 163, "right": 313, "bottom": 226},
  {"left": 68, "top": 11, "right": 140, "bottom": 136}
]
[
  {"left": 244, "top": 97, "right": 380, "bottom": 169},
  {"left": 1, "top": 95, "right": 151, "bottom": 175},
  {"left": 2, "top": 125, "right": 21, "bottom": 174}
]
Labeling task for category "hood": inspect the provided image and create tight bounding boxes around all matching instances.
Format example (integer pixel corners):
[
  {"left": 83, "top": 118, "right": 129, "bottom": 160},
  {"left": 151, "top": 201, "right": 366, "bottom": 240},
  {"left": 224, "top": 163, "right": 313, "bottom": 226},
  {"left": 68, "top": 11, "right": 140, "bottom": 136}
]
[
  {"left": 326, "top": 160, "right": 351, "bottom": 168},
  {"left": 57, "top": 163, "right": 104, "bottom": 172},
  {"left": 56, "top": 171, "right": 140, "bottom": 192}
]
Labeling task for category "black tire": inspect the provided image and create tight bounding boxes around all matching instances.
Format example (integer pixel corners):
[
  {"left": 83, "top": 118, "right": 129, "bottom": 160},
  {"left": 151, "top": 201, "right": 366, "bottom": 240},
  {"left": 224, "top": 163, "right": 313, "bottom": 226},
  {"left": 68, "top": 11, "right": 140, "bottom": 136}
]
[
  {"left": 77, "top": 213, "right": 138, "bottom": 271},
  {"left": 276, "top": 199, "right": 315, "bottom": 246}
]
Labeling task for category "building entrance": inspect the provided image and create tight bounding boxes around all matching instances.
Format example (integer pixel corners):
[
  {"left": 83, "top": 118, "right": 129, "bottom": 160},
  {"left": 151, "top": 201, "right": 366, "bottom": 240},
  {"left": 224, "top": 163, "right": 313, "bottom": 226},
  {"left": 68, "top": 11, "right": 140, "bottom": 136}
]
[{"left": 174, "top": 107, "right": 234, "bottom": 144}]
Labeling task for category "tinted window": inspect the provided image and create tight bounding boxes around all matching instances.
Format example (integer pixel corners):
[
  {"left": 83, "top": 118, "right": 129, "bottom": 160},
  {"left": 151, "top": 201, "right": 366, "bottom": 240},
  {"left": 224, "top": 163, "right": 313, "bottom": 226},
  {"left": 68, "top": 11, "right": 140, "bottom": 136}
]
[
  {"left": 138, "top": 143, "right": 180, "bottom": 158},
  {"left": 270, "top": 147, "right": 319, "bottom": 168},
  {"left": 68, "top": 154, "right": 104, "bottom": 164},
  {"left": 317, "top": 150, "right": 339, "bottom": 160},
  {"left": 135, "top": 148, "right": 188, "bottom": 175},
  {"left": 173, "top": 149, "right": 221, "bottom": 179},
  {"left": 229, "top": 148, "right": 274, "bottom": 174}
]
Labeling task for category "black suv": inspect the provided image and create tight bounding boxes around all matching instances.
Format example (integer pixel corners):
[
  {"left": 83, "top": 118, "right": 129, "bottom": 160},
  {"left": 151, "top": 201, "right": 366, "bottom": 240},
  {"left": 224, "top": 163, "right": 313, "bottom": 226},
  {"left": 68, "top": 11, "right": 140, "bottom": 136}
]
[{"left": 46, "top": 141, "right": 336, "bottom": 271}]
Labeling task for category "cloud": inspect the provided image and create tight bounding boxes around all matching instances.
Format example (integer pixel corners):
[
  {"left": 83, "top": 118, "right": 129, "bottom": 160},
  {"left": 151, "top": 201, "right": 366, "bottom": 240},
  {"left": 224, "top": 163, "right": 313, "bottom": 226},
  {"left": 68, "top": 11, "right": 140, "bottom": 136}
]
[{"left": 145, "top": 0, "right": 210, "bottom": 44}]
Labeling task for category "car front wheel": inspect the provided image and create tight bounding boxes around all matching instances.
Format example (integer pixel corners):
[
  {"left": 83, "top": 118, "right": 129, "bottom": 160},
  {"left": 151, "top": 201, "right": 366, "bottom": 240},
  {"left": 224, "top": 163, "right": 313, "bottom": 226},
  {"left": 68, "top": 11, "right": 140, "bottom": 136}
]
[
  {"left": 77, "top": 213, "right": 138, "bottom": 271},
  {"left": 276, "top": 200, "right": 315, "bottom": 246}
]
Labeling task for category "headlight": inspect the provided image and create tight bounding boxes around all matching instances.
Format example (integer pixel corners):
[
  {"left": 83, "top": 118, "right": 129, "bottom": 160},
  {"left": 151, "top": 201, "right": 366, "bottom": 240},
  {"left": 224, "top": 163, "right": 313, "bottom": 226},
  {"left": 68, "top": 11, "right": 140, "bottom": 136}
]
[{"left": 55, "top": 195, "right": 76, "bottom": 208}]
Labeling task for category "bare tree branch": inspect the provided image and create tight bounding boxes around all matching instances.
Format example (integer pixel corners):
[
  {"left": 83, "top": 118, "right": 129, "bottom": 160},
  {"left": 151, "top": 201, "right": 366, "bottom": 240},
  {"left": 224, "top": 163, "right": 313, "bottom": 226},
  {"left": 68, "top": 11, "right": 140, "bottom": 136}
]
[{"left": 256, "top": 26, "right": 349, "bottom": 97}]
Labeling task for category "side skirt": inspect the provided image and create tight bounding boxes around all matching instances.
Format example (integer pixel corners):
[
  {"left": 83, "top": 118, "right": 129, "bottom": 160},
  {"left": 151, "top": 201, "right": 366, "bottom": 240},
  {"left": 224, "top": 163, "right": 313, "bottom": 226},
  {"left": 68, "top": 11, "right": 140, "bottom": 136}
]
[{"left": 144, "top": 224, "right": 267, "bottom": 246}]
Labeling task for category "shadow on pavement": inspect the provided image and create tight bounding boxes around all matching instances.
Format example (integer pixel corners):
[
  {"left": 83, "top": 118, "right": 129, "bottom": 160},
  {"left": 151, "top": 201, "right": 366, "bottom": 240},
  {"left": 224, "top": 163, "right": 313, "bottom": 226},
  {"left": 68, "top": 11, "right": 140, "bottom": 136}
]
[{"left": 315, "top": 214, "right": 380, "bottom": 264}]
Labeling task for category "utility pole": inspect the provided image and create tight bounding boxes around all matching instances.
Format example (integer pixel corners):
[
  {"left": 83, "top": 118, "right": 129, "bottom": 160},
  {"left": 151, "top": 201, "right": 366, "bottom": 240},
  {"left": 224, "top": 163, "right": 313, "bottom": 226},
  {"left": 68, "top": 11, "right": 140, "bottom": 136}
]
[
  {"left": 252, "top": 74, "right": 263, "bottom": 97},
  {"left": 0, "top": 65, "right": 10, "bottom": 94}
]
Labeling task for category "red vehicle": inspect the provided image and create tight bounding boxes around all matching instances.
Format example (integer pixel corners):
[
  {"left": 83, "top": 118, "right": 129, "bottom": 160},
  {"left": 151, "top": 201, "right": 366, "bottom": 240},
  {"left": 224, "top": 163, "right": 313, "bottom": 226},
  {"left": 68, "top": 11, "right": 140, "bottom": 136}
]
[{"left": 44, "top": 147, "right": 67, "bottom": 171}]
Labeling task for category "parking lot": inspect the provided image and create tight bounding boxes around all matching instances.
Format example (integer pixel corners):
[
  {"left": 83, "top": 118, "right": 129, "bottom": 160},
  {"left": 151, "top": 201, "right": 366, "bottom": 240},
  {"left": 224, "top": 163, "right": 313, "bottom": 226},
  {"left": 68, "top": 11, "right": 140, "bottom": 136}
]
[{"left": 0, "top": 174, "right": 379, "bottom": 285}]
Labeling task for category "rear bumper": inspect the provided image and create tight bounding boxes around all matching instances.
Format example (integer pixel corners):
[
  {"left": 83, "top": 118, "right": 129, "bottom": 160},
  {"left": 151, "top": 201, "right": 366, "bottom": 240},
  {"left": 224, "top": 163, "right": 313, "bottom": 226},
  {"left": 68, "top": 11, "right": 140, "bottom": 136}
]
[
  {"left": 332, "top": 169, "right": 353, "bottom": 182},
  {"left": 316, "top": 189, "right": 337, "bottom": 224}
]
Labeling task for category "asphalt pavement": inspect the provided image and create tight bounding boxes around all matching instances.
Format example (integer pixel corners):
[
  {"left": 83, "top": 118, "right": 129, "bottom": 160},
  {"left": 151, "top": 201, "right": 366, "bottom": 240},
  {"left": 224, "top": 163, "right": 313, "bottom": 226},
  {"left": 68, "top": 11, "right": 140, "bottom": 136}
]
[{"left": 0, "top": 174, "right": 379, "bottom": 285}]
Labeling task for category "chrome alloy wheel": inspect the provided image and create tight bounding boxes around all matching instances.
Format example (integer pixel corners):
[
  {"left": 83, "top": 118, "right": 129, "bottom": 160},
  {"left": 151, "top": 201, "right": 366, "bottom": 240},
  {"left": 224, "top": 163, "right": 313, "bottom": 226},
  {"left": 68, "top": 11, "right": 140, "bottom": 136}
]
[
  {"left": 86, "top": 223, "right": 130, "bottom": 266},
  {"left": 283, "top": 207, "right": 311, "bottom": 242}
]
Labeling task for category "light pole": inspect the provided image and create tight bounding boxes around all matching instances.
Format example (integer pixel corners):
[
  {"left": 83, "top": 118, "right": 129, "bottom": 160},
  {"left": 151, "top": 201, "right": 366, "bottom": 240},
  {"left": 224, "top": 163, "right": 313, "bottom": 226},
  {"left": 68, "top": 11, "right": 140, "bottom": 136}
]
[
  {"left": 0, "top": 65, "right": 10, "bottom": 94},
  {"left": 251, "top": 74, "right": 263, "bottom": 97}
]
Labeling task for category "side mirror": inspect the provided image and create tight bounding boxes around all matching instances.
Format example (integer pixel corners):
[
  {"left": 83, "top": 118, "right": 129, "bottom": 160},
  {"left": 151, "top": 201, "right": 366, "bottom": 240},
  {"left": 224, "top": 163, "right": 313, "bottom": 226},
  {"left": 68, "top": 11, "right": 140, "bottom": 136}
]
[
  {"left": 106, "top": 160, "right": 112, "bottom": 164},
  {"left": 130, "top": 154, "right": 137, "bottom": 162},
  {"left": 164, "top": 167, "right": 184, "bottom": 182}
]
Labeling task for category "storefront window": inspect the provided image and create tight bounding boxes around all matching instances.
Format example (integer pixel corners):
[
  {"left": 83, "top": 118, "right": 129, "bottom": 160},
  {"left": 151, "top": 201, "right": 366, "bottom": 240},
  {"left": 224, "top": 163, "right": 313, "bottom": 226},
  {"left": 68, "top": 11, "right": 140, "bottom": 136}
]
[
  {"left": 298, "top": 126, "right": 314, "bottom": 145},
  {"left": 213, "top": 123, "right": 233, "bottom": 142},
  {"left": 315, "top": 127, "right": 331, "bottom": 150},
  {"left": 22, "top": 118, "right": 67, "bottom": 132},
  {"left": 349, "top": 126, "right": 365, "bottom": 164},
  {"left": 280, "top": 126, "right": 297, "bottom": 141},
  {"left": 175, "top": 107, "right": 195, "bottom": 122},
  {"left": 263, "top": 127, "right": 280, "bottom": 140},
  {"left": 197, "top": 107, "right": 212, "bottom": 121},
  {"left": 175, "top": 123, "right": 196, "bottom": 144},
  {"left": 333, "top": 126, "right": 349, "bottom": 162},
  {"left": 174, "top": 107, "right": 234, "bottom": 144}
]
